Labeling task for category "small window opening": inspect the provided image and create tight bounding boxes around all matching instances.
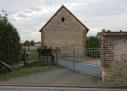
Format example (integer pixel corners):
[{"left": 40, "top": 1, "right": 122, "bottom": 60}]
[{"left": 61, "top": 17, "right": 65, "bottom": 22}]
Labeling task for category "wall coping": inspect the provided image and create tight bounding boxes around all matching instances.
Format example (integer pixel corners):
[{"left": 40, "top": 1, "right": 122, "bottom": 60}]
[{"left": 98, "top": 31, "right": 127, "bottom": 36}]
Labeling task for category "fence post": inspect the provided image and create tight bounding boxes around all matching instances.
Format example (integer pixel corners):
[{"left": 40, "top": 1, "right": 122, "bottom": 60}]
[
  {"left": 55, "top": 47, "right": 58, "bottom": 64},
  {"left": 73, "top": 47, "right": 76, "bottom": 70},
  {"left": 23, "top": 49, "right": 27, "bottom": 66},
  {"left": 84, "top": 48, "right": 86, "bottom": 61}
]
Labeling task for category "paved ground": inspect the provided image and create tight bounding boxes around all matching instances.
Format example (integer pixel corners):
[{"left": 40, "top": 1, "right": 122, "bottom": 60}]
[
  {"left": 0, "top": 86, "right": 127, "bottom": 91},
  {"left": 0, "top": 67, "right": 103, "bottom": 87}
]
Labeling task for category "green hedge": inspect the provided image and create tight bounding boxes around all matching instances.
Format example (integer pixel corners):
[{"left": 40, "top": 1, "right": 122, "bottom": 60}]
[{"left": 37, "top": 47, "right": 55, "bottom": 63}]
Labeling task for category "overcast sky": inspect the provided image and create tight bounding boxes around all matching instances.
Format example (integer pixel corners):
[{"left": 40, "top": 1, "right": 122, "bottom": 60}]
[{"left": 0, "top": 0, "right": 127, "bottom": 42}]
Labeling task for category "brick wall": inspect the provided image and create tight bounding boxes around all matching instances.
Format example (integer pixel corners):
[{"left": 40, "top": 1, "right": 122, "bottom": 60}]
[
  {"left": 41, "top": 31, "right": 45, "bottom": 46},
  {"left": 99, "top": 31, "right": 127, "bottom": 83},
  {"left": 40, "top": 6, "right": 88, "bottom": 48}
]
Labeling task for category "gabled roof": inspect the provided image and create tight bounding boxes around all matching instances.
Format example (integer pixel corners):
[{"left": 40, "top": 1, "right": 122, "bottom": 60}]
[{"left": 39, "top": 5, "right": 89, "bottom": 32}]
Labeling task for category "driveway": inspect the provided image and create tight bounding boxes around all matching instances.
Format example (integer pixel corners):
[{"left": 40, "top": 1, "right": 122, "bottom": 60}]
[{"left": 0, "top": 66, "right": 103, "bottom": 87}]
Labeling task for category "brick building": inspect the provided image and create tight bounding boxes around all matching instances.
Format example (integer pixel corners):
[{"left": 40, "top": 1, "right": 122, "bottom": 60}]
[{"left": 39, "top": 5, "right": 89, "bottom": 48}]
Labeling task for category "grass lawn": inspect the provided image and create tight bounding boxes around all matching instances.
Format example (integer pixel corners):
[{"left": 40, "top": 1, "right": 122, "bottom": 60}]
[
  {"left": 27, "top": 50, "right": 38, "bottom": 61},
  {"left": 0, "top": 66, "right": 54, "bottom": 81}
]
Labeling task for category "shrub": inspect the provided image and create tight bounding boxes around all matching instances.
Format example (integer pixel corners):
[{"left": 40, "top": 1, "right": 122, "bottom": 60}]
[
  {"left": 0, "top": 64, "right": 9, "bottom": 74},
  {"left": 37, "top": 46, "right": 55, "bottom": 64},
  {"left": 86, "top": 36, "right": 100, "bottom": 48}
]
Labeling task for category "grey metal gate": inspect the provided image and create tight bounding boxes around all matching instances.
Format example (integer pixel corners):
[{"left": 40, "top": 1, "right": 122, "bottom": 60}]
[
  {"left": 56, "top": 47, "right": 101, "bottom": 65},
  {"left": 56, "top": 47, "right": 102, "bottom": 77}
]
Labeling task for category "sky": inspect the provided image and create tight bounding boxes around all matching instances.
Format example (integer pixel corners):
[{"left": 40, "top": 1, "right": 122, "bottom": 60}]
[{"left": 0, "top": 0, "right": 127, "bottom": 42}]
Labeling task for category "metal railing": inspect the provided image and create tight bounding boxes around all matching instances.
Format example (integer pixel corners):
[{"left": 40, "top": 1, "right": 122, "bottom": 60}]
[{"left": 56, "top": 47, "right": 101, "bottom": 65}]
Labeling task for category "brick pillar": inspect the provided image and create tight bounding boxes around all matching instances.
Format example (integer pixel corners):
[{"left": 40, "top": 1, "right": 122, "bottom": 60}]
[
  {"left": 82, "top": 30, "right": 87, "bottom": 48},
  {"left": 100, "top": 35, "right": 114, "bottom": 81},
  {"left": 99, "top": 31, "right": 127, "bottom": 83}
]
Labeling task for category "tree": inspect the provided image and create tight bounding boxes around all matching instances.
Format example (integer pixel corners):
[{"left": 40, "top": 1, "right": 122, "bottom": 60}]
[
  {"left": 0, "top": 11, "right": 22, "bottom": 65},
  {"left": 36, "top": 41, "right": 41, "bottom": 44},
  {"left": 23, "top": 40, "right": 30, "bottom": 46},
  {"left": 30, "top": 40, "right": 35, "bottom": 46},
  {"left": 86, "top": 36, "right": 100, "bottom": 48},
  {"left": 23, "top": 40, "right": 30, "bottom": 50}
]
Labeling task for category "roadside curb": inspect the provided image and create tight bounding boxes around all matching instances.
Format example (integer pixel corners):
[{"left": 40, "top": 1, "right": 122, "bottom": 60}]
[{"left": 0, "top": 84, "right": 127, "bottom": 89}]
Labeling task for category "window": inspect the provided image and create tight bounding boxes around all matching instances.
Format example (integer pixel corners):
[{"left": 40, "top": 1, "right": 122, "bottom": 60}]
[{"left": 61, "top": 17, "right": 65, "bottom": 22}]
